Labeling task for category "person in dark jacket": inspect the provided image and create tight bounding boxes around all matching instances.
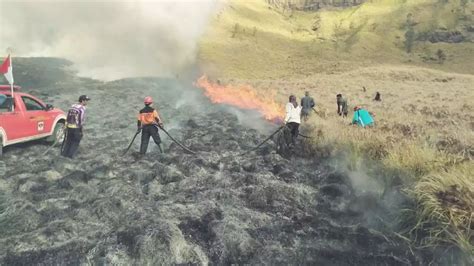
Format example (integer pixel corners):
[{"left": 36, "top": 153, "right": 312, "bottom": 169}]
[
  {"left": 300, "top": 91, "right": 315, "bottom": 122},
  {"left": 374, "top": 92, "right": 382, "bottom": 101},
  {"left": 61, "top": 95, "right": 90, "bottom": 158},
  {"left": 336, "top": 94, "right": 348, "bottom": 117},
  {"left": 137, "top": 96, "right": 164, "bottom": 154}
]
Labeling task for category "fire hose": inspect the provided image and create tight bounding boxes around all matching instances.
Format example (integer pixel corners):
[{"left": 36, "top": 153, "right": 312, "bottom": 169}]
[
  {"left": 42, "top": 125, "right": 66, "bottom": 156},
  {"left": 239, "top": 125, "right": 285, "bottom": 156},
  {"left": 239, "top": 125, "right": 312, "bottom": 156},
  {"left": 122, "top": 123, "right": 302, "bottom": 157},
  {"left": 122, "top": 131, "right": 140, "bottom": 156},
  {"left": 298, "top": 133, "right": 312, "bottom": 139},
  {"left": 158, "top": 125, "right": 197, "bottom": 155},
  {"left": 122, "top": 125, "right": 196, "bottom": 156}
]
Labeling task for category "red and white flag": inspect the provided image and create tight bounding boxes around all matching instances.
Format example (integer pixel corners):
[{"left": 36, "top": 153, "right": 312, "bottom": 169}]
[{"left": 0, "top": 55, "right": 14, "bottom": 85}]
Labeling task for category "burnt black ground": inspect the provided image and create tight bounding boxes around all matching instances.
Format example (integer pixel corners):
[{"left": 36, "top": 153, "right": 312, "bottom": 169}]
[{"left": 0, "top": 58, "right": 437, "bottom": 265}]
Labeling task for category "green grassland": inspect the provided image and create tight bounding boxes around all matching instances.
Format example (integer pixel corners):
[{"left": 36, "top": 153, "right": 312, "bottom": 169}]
[{"left": 199, "top": 0, "right": 474, "bottom": 79}]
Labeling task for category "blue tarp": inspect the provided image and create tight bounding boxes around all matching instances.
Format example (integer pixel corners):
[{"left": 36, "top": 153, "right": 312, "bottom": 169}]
[{"left": 352, "top": 109, "right": 374, "bottom": 127}]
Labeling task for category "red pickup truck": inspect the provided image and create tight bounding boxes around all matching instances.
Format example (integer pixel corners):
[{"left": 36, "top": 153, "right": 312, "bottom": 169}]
[{"left": 0, "top": 85, "right": 66, "bottom": 155}]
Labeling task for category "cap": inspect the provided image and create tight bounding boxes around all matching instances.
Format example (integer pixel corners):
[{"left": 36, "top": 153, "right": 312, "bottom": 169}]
[{"left": 79, "top": 95, "right": 91, "bottom": 102}]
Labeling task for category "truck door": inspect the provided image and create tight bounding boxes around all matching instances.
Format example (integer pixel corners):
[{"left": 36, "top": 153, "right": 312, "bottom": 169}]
[
  {"left": 0, "top": 94, "right": 30, "bottom": 141},
  {"left": 20, "top": 96, "right": 53, "bottom": 138}
]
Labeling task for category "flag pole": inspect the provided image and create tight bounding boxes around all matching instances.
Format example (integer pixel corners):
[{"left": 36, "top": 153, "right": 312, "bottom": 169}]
[{"left": 9, "top": 55, "right": 14, "bottom": 112}]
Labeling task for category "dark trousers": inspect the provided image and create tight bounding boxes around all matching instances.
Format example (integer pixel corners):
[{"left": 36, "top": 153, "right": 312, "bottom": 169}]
[
  {"left": 140, "top": 125, "right": 161, "bottom": 154},
  {"left": 61, "top": 128, "right": 83, "bottom": 158},
  {"left": 286, "top": 122, "right": 300, "bottom": 145},
  {"left": 301, "top": 109, "right": 311, "bottom": 121}
]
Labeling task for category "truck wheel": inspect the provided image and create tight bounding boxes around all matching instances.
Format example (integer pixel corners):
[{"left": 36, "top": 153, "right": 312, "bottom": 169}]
[{"left": 47, "top": 122, "right": 65, "bottom": 144}]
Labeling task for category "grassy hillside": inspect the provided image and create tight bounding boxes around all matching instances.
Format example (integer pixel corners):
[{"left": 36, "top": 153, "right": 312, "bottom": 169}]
[
  {"left": 198, "top": 0, "right": 474, "bottom": 258},
  {"left": 199, "top": 0, "right": 474, "bottom": 79}
]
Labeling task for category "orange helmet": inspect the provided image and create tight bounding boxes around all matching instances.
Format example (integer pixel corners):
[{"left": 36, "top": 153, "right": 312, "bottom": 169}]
[{"left": 144, "top": 96, "right": 153, "bottom": 104}]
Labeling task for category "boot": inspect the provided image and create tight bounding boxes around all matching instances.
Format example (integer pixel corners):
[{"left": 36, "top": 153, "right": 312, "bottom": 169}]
[{"left": 158, "top": 144, "right": 164, "bottom": 154}]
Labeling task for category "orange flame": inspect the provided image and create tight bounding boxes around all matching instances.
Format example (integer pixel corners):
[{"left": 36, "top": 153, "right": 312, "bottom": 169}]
[{"left": 195, "top": 75, "right": 284, "bottom": 123}]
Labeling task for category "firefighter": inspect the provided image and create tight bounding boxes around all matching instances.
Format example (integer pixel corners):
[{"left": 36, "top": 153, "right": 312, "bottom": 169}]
[
  {"left": 61, "top": 95, "right": 90, "bottom": 158},
  {"left": 300, "top": 91, "right": 315, "bottom": 122},
  {"left": 137, "top": 96, "right": 164, "bottom": 154},
  {"left": 284, "top": 95, "right": 302, "bottom": 147},
  {"left": 336, "top": 94, "right": 348, "bottom": 117}
]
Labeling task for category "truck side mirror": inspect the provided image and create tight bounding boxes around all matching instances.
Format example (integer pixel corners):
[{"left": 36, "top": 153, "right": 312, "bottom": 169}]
[{"left": 45, "top": 104, "right": 54, "bottom": 111}]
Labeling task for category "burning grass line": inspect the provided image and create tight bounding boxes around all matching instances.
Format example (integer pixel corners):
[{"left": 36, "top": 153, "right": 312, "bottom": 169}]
[{"left": 194, "top": 76, "right": 284, "bottom": 123}]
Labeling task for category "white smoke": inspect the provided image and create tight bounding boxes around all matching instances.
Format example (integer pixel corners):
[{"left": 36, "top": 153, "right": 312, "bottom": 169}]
[{"left": 0, "top": 0, "right": 217, "bottom": 80}]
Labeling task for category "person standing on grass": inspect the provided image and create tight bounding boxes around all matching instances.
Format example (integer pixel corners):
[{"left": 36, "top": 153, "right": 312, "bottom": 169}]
[
  {"left": 61, "top": 95, "right": 90, "bottom": 158},
  {"left": 284, "top": 95, "right": 302, "bottom": 148},
  {"left": 336, "top": 94, "right": 348, "bottom": 118},
  {"left": 137, "top": 96, "right": 164, "bottom": 155},
  {"left": 351, "top": 106, "right": 374, "bottom": 127},
  {"left": 300, "top": 91, "right": 315, "bottom": 122}
]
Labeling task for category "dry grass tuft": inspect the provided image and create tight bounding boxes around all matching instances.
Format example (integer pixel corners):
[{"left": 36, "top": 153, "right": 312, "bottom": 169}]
[{"left": 406, "top": 163, "right": 473, "bottom": 255}]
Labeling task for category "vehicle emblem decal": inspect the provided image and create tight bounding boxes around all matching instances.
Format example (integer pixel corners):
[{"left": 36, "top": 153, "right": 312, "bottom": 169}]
[{"left": 38, "top": 121, "right": 44, "bottom": 131}]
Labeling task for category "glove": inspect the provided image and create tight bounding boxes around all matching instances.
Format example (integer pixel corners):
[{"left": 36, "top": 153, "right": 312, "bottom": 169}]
[
  {"left": 136, "top": 127, "right": 142, "bottom": 134},
  {"left": 158, "top": 122, "right": 164, "bottom": 128}
]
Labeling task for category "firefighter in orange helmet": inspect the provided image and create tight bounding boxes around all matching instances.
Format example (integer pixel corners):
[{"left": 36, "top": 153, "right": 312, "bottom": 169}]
[{"left": 137, "top": 96, "right": 164, "bottom": 154}]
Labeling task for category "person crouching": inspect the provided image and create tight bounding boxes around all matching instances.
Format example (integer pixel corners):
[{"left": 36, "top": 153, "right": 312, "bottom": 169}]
[
  {"left": 351, "top": 106, "right": 374, "bottom": 128},
  {"left": 137, "top": 96, "right": 164, "bottom": 154}
]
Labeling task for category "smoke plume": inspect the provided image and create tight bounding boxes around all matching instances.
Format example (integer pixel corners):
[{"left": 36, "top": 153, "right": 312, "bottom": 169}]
[{"left": 0, "top": 0, "right": 217, "bottom": 80}]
